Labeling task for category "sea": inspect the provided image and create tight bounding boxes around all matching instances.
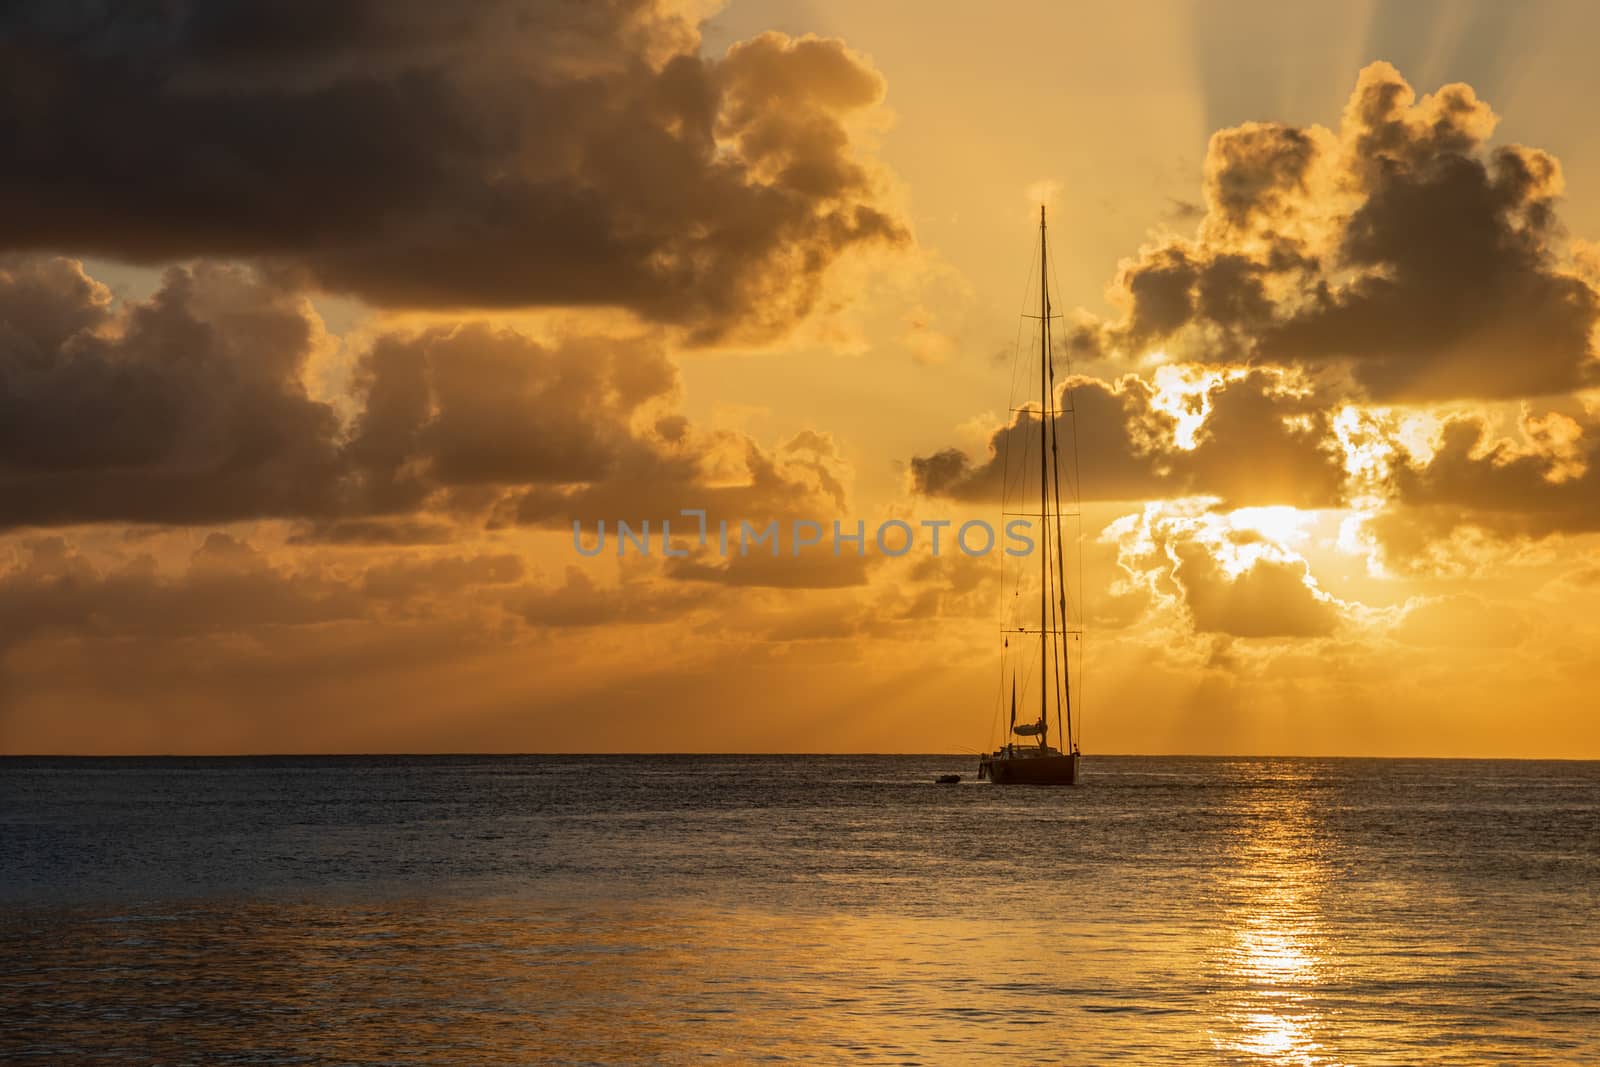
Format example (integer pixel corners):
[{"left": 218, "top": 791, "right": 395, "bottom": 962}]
[{"left": 1, "top": 755, "right": 1596, "bottom": 1065}]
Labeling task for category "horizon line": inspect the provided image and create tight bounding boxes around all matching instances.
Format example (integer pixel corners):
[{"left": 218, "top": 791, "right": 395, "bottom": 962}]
[{"left": 3, "top": 751, "right": 1597, "bottom": 763}]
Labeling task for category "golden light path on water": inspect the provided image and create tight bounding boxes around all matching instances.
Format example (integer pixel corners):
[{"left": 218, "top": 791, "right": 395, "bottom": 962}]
[{"left": 1208, "top": 770, "right": 1334, "bottom": 1063}]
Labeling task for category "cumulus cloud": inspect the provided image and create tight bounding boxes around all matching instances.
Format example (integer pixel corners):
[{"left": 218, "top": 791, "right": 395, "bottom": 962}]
[
  {"left": 911, "top": 368, "right": 1344, "bottom": 508},
  {"left": 1388, "top": 408, "right": 1600, "bottom": 536},
  {"left": 916, "top": 63, "right": 1600, "bottom": 584},
  {"left": 0, "top": 257, "right": 696, "bottom": 529},
  {"left": 1104, "top": 502, "right": 1345, "bottom": 640},
  {"left": 0, "top": 253, "right": 881, "bottom": 604},
  {"left": 344, "top": 323, "right": 680, "bottom": 512},
  {"left": 1170, "top": 538, "right": 1339, "bottom": 638},
  {"left": 0, "top": 257, "right": 347, "bottom": 527},
  {"left": 1345, "top": 402, "right": 1600, "bottom": 573},
  {"left": 0, "top": 2, "right": 906, "bottom": 342},
  {"left": 10, "top": 48, "right": 1600, "bottom": 753},
  {"left": 1096, "top": 63, "right": 1600, "bottom": 401},
  {"left": 0, "top": 252, "right": 881, "bottom": 542}
]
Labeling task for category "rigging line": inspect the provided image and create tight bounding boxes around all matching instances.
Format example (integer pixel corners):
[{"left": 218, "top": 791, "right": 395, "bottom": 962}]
[
  {"left": 994, "top": 235, "right": 1042, "bottom": 753},
  {"left": 1000, "top": 238, "right": 1040, "bottom": 505},
  {"left": 1042, "top": 313, "right": 1067, "bottom": 747},
  {"left": 1036, "top": 207, "right": 1048, "bottom": 747},
  {"left": 1046, "top": 469, "right": 1066, "bottom": 751},
  {"left": 1046, "top": 228, "right": 1087, "bottom": 749},
  {"left": 1044, "top": 276, "right": 1070, "bottom": 750},
  {"left": 989, "top": 633, "right": 1008, "bottom": 753},
  {"left": 1001, "top": 414, "right": 1034, "bottom": 525},
  {"left": 1004, "top": 323, "right": 1042, "bottom": 503},
  {"left": 1006, "top": 239, "right": 1040, "bottom": 413},
  {"left": 1005, "top": 302, "right": 1048, "bottom": 605},
  {"left": 997, "top": 243, "right": 1039, "bottom": 639},
  {"left": 1003, "top": 428, "right": 1032, "bottom": 602},
  {"left": 1001, "top": 336, "right": 1039, "bottom": 561},
  {"left": 1004, "top": 637, "right": 1044, "bottom": 742}
]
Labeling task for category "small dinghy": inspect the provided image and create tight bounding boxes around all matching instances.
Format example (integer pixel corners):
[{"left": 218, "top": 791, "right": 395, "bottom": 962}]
[{"left": 935, "top": 774, "right": 962, "bottom": 785}]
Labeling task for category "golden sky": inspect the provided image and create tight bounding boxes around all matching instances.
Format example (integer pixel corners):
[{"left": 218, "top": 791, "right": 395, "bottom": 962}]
[{"left": 3, "top": 1, "right": 1599, "bottom": 756}]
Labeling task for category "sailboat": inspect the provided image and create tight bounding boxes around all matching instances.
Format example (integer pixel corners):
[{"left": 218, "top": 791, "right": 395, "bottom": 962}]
[{"left": 978, "top": 206, "right": 1082, "bottom": 785}]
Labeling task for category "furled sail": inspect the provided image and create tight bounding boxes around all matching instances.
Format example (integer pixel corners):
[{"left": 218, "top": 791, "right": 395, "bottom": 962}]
[{"left": 1013, "top": 719, "right": 1046, "bottom": 737}]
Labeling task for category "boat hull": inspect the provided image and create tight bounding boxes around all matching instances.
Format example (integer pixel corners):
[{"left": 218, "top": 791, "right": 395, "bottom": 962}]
[{"left": 979, "top": 752, "right": 1080, "bottom": 785}]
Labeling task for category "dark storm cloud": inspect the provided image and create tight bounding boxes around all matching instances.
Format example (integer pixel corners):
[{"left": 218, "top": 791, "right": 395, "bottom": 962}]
[
  {"left": 0, "top": 254, "right": 691, "bottom": 531},
  {"left": 0, "top": 251, "right": 878, "bottom": 563},
  {"left": 1265, "top": 139, "right": 1595, "bottom": 399},
  {"left": 0, "top": 257, "right": 348, "bottom": 527},
  {"left": 1099, "top": 63, "right": 1600, "bottom": 401},
  {"left": 0, "top": 2, "right": 906, "bottom": 341},
  {"left": 346, "top": 324, "right": 679, "bottom": 507},
  {"left": 911, "top": 371, "right": 1344, "bottom": 508}
]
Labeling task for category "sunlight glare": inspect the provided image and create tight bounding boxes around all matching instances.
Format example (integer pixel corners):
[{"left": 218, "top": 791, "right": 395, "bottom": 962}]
[
  {"left": 1228, "top": 506, "right": 1315, "bottom": 546},
  {"left": 1148, "top": 364, "right": 1251, "bottom": 450}
]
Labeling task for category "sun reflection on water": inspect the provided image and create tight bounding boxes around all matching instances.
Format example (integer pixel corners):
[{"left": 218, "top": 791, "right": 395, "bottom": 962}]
[{"left": 1209, "top": 770, "right": 1336, "bottom": 1064}]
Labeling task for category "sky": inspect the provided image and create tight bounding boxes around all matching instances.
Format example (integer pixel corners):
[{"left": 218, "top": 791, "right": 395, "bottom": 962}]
[{"left": 2, "top": 0, "right": 1599, "bottom": 756}]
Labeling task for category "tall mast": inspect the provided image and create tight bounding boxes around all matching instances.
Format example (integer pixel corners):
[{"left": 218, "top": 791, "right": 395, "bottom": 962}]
[{"left": 1039, "top": 205, "right": 1049, "bottom": 745}]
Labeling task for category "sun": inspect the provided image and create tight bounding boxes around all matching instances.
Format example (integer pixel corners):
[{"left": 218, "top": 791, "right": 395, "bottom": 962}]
[{"left": 1227, "top": 505, "right": 1315, "bottom": 546}]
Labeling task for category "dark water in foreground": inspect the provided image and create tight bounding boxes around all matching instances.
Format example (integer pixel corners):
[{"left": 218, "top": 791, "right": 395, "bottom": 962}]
[{"left": 2, "top": 755, "right": 1597, "bottom": 1064}]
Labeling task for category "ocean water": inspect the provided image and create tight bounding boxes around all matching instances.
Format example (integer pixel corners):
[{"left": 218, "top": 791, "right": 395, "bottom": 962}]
[{"left": 2, "top": 755, "right": 1597, "bottom": 1065}]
